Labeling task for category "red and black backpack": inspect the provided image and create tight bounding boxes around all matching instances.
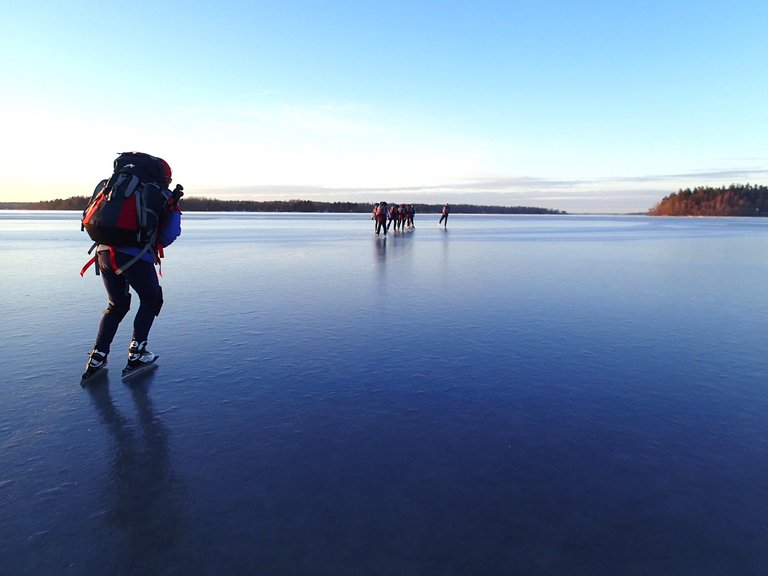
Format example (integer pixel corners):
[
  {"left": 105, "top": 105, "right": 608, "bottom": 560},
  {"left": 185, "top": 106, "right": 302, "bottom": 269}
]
[{"left": 81, "top": 152, "right": 173, "bottom": 275}]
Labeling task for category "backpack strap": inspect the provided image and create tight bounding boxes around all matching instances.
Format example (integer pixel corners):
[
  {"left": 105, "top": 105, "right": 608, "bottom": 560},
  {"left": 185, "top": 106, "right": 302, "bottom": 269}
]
[
  {"left": 79, "top": 244, "right": 153, "bottom": 277},
  {"left": 156, "top": 243, "right": 165, "bottom": 277},
  {"left": 113, "top": 223, "right": 161, "bottom": 275},
  {"left": 79, "top": 242, "right": 100, "bottom": 277},
  {"left": 79, "top": 255, "right": 98, "bottom": 277},
  {"left": 114, "top": 243, "right": 152, "bottom": 275}
]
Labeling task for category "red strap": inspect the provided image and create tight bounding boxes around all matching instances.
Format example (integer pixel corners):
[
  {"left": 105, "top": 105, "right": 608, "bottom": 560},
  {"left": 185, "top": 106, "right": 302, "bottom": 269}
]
[
  {"left": 79, "top": 255, "right": 97, "bottom": 277},
  {"left": 109, "top": 247, "right": 117, "bottom": 272},
  {"left": 156, "top": 243, "right": 164, "bottom": 277}
]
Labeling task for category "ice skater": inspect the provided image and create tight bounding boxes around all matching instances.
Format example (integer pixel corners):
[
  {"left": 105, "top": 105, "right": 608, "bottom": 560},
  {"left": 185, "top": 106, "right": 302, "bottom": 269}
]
[
  {"left": 387, "top": 204, "right": 398, "bottom": 232},
  {"left": 81, "top": 153, "right": 182, "bottom": 381},
  {"left": 374, "top": 201, "right": 388, "bottom": 236},
  {"left": 439, "top": 203, "right": 450, "bottom": 227}
]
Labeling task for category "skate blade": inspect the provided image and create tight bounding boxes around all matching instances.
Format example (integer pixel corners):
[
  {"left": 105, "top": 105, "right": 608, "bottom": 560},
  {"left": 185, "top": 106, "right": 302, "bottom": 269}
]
[{"left": 121, "top": 358, "right": 159, "bottom": 381}]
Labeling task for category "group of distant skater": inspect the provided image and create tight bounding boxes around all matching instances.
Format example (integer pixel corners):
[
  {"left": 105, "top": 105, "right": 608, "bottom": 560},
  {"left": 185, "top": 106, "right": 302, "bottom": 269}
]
[{"left": 372, "top": 202, "right": 450, "bottom": 236}]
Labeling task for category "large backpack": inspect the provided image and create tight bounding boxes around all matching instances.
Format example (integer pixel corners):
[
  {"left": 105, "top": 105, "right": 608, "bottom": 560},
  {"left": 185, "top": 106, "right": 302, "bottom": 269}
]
[{"left": 81, "top": 152, "right": 172, "bottom": 276}]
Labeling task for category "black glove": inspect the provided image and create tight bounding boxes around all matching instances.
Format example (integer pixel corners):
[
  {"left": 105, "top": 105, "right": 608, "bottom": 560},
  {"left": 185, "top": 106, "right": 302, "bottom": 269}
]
[{"left": 171, "top": 184, "right": 184, "bottom": 208}]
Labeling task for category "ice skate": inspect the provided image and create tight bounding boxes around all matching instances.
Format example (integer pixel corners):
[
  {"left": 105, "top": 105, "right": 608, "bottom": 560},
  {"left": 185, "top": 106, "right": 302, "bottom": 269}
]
[
  {"left": 121, "top": 340, "right": 159, "bottom": 380},
  {"left": 81, "top": 349, "right": 108, "bottom": 382}
]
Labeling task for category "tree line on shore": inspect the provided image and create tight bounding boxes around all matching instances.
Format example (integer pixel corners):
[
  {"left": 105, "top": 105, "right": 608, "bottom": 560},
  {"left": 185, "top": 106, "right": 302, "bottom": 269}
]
[
  {"left": 1, "top": 195, "right": 565, "bottom": 215},
  {"left": 649, "top": 184, "right": 768, "bottom": 216}
]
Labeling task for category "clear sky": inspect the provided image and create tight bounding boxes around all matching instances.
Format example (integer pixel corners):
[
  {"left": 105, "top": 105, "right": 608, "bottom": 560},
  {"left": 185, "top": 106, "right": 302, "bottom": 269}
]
[{"left": 1, "top": 1, "right": 766, "bottom": 213}]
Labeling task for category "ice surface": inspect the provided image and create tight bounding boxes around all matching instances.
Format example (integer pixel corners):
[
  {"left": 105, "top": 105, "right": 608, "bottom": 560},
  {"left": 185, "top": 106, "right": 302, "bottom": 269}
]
[{"left": 2, "top": 211, "right": 768, "bottom": 574}]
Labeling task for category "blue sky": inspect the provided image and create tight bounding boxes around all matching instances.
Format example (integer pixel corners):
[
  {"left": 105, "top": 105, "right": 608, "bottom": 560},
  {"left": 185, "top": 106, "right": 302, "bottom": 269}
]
[{"left": 1, "top": 0, "right": 766, "bottom": 212}]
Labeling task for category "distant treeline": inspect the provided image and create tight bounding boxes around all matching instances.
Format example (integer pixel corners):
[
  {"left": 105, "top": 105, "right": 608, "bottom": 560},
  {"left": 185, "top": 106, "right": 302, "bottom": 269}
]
[
  {"left": 0, "top": 197, "right": 90, "bottom": 210},
  {"left": 1, "top": 196, "right": 565, "bottom": 215},
  {"left": 649, "top": 184, "right": 768, "bottom": 216}
]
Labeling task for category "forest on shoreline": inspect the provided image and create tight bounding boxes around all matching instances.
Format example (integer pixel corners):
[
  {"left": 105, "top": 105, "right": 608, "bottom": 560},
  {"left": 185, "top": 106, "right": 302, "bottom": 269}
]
[
  {"left": 0, "top": 196, "right": 564, "bottom": 215},
  {"left": 649, "top": 184, "right": 768, "bottom": 216},
  {"left": 7, "top": 184, "right": 766, "bottom": 216}
]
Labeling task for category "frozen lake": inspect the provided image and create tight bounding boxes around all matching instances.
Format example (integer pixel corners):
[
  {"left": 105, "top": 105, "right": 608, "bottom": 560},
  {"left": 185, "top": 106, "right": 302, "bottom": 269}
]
[{"left": 2, "top": 210, "right": 768, "bottom": 575}]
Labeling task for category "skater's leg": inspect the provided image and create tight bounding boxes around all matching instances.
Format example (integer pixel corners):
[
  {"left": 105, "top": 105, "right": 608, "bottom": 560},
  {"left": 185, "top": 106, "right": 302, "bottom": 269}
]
[
  {"left": 94, "top": 251, "right": 131, "bottom": 354},
  {"left": 117, "top": 254, "right": 162, "bottom": 344}
]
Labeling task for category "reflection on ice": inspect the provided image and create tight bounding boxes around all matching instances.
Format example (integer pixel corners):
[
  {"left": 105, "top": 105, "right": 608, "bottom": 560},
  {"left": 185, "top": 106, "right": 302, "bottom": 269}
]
[{"left": 86, "top": 379, "right": 186, "bottom": 573}]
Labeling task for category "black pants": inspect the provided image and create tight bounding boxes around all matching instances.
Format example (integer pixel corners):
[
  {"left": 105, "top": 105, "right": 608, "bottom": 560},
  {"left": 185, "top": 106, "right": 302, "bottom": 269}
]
[
  {"left": 439, "top": 214, "right": 448, "bottom": 225},
  {"left": 375, "top": 218, "right": 387, "bottom": 235},
  {"left": 94, "top": 250, "right": 162, "bottom": 354}
]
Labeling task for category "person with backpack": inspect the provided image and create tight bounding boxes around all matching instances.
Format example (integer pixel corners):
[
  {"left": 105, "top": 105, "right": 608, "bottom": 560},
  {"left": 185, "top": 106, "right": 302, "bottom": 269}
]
[
  {"left": 401, "top": 204, "right": 408, "bottom": 229},
  {"left": 387, "top": 204, "right": 398, "bottom": 232},
  {"left": 81, "top": 152, "right": 182, "bottom": 381},
  {"left": 439, "top": 203, "right": 450, "bottom": 227},
  {"left": 371, "top": 203, "right": 379, "bottom": 232},
  {"left": 374, "top": 201, "right": 388, "bottom": 236}
]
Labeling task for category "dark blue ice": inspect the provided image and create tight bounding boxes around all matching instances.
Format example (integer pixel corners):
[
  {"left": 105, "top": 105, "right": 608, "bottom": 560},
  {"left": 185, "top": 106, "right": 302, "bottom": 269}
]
[{"left": 2, "top": 211, "right": 768, "bottom": 575}]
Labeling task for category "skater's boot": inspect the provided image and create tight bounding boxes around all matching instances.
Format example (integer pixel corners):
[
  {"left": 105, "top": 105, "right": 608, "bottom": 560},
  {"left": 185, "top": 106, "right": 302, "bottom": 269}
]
[
  {"left": 126, "top": 340, "right": 156, "bottom": 370},
  {"left": 82, "top": 349, "right": 108, "bottom": 381}
]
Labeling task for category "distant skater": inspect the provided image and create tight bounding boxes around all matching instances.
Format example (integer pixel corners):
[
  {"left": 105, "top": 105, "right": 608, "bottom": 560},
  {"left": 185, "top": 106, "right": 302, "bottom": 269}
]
[
  {"left": 375, "top": 201, "right": 388, "bottom": 236},
  {"left": 388, "top": 204, "right": 398, "bottom": 232},
  {"left": 372, "top": 203, "right": 380, "bottom": 232},
  {"left": 439, "top": 203, "right": 450, "bottom": 227},
  {"left": 81, "top": 152, "right": 182, "bottom": 381},
  {"left": 400, "top": 203, "right": 412, "bottom": 229}
]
